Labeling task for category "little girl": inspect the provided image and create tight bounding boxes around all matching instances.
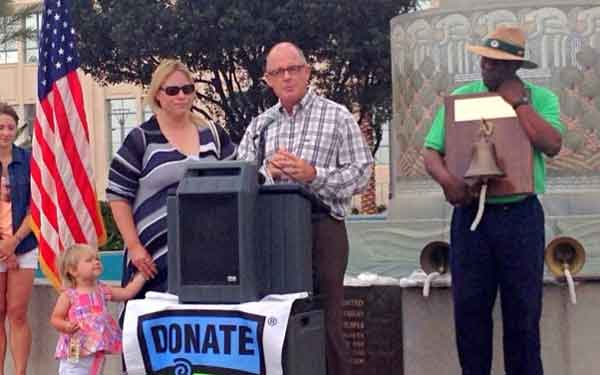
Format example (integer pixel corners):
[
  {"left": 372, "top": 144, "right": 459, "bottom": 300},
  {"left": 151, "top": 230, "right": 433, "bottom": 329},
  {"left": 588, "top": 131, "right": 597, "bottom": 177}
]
[{"left": 50, "top": 243, "right": 146, "bottom": 375}]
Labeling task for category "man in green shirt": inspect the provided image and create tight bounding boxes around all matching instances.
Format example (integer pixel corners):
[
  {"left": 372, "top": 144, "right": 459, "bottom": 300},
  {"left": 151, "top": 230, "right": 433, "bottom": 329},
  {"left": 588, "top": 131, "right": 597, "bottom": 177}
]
[{"left": 423, "top": 26, "right": 565, "bottom": 375}]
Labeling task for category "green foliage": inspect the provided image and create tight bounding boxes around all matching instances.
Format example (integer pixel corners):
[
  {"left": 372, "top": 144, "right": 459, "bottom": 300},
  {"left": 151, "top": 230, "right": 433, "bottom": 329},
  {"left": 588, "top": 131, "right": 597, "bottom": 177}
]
[
  {"left": 99, "top": 201, "right": 123, "bottom": 251},
  {"left": 309, "top": 0, "right": 416, "bottom": 153},
  {"left": 70, "top": 0, "right": 417, "bottom": 147},
  {"left": 0, "top": 0, "right": 41, "bottom": 45}
]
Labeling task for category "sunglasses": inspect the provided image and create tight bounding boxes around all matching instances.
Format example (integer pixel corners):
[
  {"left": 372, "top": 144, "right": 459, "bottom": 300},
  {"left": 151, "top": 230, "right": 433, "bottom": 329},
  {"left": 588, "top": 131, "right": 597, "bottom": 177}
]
[{"left": 161, "top": 84, "right": 195, "bottom": 96}]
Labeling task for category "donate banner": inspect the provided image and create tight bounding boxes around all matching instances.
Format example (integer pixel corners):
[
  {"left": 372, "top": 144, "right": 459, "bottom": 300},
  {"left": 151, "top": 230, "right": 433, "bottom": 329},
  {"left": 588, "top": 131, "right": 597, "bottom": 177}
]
[{"left": 123, "top": 292, "right": 307, "bottom": 375}]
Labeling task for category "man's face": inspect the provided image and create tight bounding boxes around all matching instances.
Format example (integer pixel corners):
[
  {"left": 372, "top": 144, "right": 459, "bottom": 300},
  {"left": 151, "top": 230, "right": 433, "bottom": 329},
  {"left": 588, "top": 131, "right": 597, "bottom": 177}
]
[
  {"left": 480, "top": 57, "right": 518, "bottom": 91},
  {"left": 264, "top": 46, "right": 310, "bottom": 109}
]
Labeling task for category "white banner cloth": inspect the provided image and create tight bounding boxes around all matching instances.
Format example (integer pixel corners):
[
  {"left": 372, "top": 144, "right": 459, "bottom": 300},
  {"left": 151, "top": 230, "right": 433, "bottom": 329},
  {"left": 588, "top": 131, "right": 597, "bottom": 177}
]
[{"left": 123, "top": 291, "right": 308, "bottom": 375}]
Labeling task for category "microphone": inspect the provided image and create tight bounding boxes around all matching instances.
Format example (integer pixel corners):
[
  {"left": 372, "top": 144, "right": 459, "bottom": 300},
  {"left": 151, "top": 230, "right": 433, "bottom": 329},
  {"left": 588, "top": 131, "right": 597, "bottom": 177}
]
[{"left": 253, "top": 118, "right": 275, "bottom": 185}]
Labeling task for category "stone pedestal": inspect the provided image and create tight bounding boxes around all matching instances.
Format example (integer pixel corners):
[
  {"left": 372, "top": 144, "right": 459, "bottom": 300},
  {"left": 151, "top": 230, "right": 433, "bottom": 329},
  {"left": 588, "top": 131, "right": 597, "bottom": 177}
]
[{"left": 401, "top": 280, "right": 600, "bottom": 375}]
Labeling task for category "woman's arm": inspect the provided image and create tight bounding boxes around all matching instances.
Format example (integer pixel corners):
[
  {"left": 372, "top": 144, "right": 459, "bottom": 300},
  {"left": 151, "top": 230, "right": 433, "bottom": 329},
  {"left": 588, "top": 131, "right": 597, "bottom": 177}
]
[
  {"left": 108, "top": 272, "right": 146, "bottom": 302},
  {"left": 0, "top": 213, "right": 32, "bottom": 261},
  {"left": 109, "top": 200, "right": 157, "bottom": 279},
  {"left": 50, "top": 293, "right": 79, "bottom": 334}
]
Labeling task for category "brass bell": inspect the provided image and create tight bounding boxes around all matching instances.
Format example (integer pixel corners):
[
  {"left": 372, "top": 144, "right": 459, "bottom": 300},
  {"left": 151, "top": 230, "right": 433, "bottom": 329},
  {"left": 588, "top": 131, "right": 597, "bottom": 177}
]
[
  {"left": 420, "top": 241, "right": 450, "bottom": 275},
  {"left": 545, "top": 236, "right": 585, "bottom": 304},
  {"left": 464, "top": 138, "right": 505, "bottom": 179},
  {"left": 545, "top": 236, "right": 586, "bottom": 278}
]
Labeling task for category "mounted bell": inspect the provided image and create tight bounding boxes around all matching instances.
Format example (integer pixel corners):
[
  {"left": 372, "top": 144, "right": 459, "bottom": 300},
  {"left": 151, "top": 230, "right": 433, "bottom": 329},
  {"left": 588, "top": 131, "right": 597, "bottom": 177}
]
[
  {"left": 420, "top": 241, "right": 450, "bottom": 275},
  {"left": 545, "top": 236, "right": 586, "bottom": 278},
  {"left": 464, "top": 138, "right": 505, "bottom": 179}
]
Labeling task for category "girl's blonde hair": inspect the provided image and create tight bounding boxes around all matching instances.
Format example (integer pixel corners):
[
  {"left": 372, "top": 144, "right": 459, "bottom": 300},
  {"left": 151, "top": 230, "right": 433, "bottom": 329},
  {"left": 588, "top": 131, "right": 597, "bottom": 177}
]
[
  {"left": 144, "top": 59, "right": 196, "bottom": 114},
  {"left": 59, "top": 243, "right": 98, "bottom": 288}
]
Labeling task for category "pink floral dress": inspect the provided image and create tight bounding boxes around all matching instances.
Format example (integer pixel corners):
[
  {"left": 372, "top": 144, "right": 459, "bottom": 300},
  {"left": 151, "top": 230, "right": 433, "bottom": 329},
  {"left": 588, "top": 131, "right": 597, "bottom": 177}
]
[{"left": 55, "top": 283, "right": 122, "bottom": 359}]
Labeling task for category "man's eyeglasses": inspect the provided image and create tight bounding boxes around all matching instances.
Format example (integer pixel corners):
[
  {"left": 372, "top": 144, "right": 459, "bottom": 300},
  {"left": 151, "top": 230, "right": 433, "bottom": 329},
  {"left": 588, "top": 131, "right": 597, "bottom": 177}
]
[
  {"left": 161, "top": 84, "right": 195, "bottom": 96},
  {"left": 265, "top": 64, "right": 306, "bottom": 78}
]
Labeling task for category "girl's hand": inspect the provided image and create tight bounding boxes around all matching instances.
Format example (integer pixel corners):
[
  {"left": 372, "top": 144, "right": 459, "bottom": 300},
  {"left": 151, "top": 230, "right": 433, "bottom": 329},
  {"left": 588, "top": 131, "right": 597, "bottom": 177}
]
[
  {"left": 110, "top": 272, "right": 147, "bottom": 302},
  {"left": 63, "top": 321, "right": 80, "bottom": 334}
]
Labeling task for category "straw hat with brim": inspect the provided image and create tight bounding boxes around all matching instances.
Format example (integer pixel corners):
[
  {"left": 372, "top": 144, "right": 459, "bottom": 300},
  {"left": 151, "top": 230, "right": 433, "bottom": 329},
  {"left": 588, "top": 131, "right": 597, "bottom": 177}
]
[{"left": 466, "top": 26, "right": 538, "bottom": 69}]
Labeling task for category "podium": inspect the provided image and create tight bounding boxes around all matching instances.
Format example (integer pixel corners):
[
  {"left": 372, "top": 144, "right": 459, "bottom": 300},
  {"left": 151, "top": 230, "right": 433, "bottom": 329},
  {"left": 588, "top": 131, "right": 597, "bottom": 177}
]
[
  {"left": 168, "top": 161, "right": 322, "bottom": 304},
  {"left": 167, "top": 161, "right": 259, "bottom": 304}
]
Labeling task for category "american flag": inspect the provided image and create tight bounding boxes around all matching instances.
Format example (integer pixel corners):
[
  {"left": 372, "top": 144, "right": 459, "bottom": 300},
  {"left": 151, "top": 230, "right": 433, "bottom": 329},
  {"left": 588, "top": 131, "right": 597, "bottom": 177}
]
[{"left": 30, "top": 0, "right": 105, "bottom": 288}]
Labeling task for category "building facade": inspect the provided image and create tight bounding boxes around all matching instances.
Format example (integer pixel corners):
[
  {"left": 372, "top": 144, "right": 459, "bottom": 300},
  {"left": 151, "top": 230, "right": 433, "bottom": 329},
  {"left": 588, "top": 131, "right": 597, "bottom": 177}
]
[{"left": 0, "top": 1, "right": 171, "bottom": 199}]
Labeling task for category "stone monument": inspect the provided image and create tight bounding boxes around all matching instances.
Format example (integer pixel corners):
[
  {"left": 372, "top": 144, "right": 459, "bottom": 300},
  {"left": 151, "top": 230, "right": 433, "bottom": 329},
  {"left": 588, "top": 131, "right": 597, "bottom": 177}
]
[{"left": 346, "top": 0, "right": 600, "bottom": 277}]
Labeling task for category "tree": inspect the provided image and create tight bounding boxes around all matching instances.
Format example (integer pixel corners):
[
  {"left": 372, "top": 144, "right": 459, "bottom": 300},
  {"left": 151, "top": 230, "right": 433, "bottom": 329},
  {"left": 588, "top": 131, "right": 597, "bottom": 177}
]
[
  {"left": 308, "top": 0, "right": 417, "bottom": 213},
  {"left": 71, "top": 0, "right": 325, "bottom": 141},
  {"left": 70, "top": 0, "right": 417, "bottom": 213},
  {"left": 0, "top": 0, "right": 40, "bottom": 45}
]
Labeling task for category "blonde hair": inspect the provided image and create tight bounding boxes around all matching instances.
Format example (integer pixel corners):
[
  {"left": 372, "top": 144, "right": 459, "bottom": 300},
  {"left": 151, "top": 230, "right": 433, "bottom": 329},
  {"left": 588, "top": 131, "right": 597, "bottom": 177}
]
[
  {"left": 59, "top": 244, "right": 98, "bottom": 288},
  {"left": 144, "top": 59, "right": 196, "bottom": 114}
]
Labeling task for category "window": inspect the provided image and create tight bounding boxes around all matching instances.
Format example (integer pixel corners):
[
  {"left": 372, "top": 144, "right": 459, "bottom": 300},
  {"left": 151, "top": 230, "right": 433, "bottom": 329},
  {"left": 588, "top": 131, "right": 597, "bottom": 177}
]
[
  {"left": 143, "top": 103, "right": 154, "bottom": 121},
  {"left": 374, "top": 122, "right": 390, "bottom": 165},
  {"left": 107, "top": 98, "right": 137, "bottom": 157},
  {"left": 0, "top": 18, "right": 18, "bottom": 64},
  {"left": 23, "top": 104, "right": 36, "bottom": 137},
  {"left": 24, "top": 12, "right": 42, "bottom": 64}
]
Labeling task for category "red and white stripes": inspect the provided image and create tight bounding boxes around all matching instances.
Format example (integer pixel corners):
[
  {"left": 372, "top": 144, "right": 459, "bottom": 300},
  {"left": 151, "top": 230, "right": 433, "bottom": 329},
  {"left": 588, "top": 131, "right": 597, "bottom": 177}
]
[{"left": 31, "top": 70, "right": 105, "bottom": 289}]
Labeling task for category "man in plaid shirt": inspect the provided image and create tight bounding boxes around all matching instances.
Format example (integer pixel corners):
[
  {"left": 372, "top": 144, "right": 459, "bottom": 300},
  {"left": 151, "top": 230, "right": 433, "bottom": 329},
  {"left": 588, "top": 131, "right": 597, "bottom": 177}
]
[{"left": 238, "top": 42, "right": 373, "bottom": 375}]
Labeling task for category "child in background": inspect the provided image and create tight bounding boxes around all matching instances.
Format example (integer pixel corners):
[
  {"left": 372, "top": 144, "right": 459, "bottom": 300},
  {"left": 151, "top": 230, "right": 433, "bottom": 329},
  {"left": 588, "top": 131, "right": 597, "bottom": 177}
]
[{"left": 50, "top": 244, "right": 146, "bottom": 375}]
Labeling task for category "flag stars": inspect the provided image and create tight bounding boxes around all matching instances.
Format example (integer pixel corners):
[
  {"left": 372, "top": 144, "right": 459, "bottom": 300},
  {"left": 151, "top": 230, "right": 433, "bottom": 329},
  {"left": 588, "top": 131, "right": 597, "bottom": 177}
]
[
  {"left": 67, "top": 56, "right": 73, "bottom": 63},
  {"left": 58, "top": 48, "right": 64, "bottom": 55},
  {"left": 56, "top": 62, "right": 62, "bottom": 69},
  {"left": 54, "top": 13, "right": 61, "bottom": 21}
]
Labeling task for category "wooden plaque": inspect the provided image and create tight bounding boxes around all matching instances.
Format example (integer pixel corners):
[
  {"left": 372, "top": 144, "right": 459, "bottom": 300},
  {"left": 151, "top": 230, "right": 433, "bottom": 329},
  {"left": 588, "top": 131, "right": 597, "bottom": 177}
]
[{"left": 444, "top": 92, "right": 533, "bottom": 196}]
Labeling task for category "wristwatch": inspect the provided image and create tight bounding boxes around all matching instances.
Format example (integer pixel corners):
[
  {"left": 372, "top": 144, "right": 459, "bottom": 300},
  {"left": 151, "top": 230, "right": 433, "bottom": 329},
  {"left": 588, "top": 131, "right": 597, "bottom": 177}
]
[{"left": 512, "top": 95, "right": 529, "bottom": 109}]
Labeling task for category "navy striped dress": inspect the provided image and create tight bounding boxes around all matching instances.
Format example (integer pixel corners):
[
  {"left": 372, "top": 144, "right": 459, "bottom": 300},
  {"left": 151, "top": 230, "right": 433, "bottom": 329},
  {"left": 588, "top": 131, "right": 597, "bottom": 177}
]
[{"left": 106, "top": 117, "right": 236, "bottom": 297}]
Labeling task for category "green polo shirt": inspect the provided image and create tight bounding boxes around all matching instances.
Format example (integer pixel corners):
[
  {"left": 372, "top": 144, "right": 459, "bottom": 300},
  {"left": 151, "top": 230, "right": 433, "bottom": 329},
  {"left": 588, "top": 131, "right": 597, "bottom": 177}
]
[{"left": 424, "top": 80, "right": 565, "bottom": 204}]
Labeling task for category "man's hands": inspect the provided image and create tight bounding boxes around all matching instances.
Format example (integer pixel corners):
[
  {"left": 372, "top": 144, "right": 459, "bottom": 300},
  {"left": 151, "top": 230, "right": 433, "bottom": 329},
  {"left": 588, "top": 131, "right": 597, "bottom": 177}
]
[
  {"left": 441, "top": 174, "right": 477, "bottom": 207},
  {"left": 497, "top": 79, "right": 527, "bottom": 108},
  {"left": 268, "top": 149, "right": 316, "bottom": 183}
]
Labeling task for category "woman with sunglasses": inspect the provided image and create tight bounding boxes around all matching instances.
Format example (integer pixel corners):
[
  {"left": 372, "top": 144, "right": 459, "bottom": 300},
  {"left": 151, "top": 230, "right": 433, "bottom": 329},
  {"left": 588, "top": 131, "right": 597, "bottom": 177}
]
[{"left": 106, "top": 60, "right": 236, "bottom": 299}]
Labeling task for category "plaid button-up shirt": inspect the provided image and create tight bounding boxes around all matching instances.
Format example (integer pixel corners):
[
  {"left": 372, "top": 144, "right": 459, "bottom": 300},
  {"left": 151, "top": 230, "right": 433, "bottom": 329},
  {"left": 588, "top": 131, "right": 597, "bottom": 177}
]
[{"left": 238, "top": 90, "right": 373, "bottom": 219}]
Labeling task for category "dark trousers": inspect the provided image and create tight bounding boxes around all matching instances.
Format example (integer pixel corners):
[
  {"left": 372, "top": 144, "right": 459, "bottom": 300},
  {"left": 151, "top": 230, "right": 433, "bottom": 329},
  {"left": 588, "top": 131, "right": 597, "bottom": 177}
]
[
  {"left": 313, "top": 216, "right": 351, "bottom": 375},
  {"left": 450, "top": 195, "right": 545, "bottom": 375}
]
